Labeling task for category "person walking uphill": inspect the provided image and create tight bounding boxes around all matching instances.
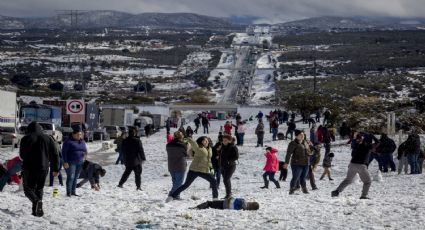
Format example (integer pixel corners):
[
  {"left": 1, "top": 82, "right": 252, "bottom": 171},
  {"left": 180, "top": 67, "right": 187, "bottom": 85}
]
[
  {"left": 220, "top": 135, "right": 239, "bottom": 199},
  {"left": 255, "top": 120, "right": 265, "bottom": 147},
  {"left": 332, "top": 133, "right": 372, "bottom": 199},
  {"left": 167, "top": 136, "right": 218, "bottom": 202},
  {"left": 20, "top": 121, "right": 60, "bottom": 217},
  {"left": 62, "top": 125, "right": 88, "bottom": 197},
  {"left": 118, "top": 128, "right": 146, "bottom": 190},
  {"left": 166, "top": 131, "right": 188, "bottom": 199},
  {"left": 261, "top": 147, "right": 280, "bottom": 189},
  {"left": 283, "top": 130, "right": 312, "bottom": 195}
]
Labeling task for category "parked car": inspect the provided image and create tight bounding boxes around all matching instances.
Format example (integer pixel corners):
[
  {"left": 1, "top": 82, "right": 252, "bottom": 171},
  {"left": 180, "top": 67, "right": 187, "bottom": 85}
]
[
  {"left": 71, "top": 123, "right": 94, "bottom": 142},
  {"left": 0, "top": 126, "right": 23, "bottom": 148},
  {"left": 104, "top": 126, "right": 122, "bottom": 139},
  {"left": 59, "top": 127, "right": 73, "bottom": 141},
  {"left": 119, "top": 126, "right": 128, "bottom": 134},
  {"left": 93, "top": 128, "right": 110, "bottom": 141},
  {"left": 38, "top": 122, "right": 63, "bottom": 143}
]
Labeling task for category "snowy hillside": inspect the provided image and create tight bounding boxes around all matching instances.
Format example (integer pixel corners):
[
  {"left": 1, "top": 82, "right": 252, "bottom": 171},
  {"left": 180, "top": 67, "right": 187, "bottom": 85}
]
[{"left": 1, "top": 119, "right": 425, "bottom": 229}]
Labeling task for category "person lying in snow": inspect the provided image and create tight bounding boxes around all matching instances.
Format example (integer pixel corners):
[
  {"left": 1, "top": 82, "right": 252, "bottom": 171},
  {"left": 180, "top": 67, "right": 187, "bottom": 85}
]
[{"left": 192, "top": 197, "right": 259, "bottom": 210}]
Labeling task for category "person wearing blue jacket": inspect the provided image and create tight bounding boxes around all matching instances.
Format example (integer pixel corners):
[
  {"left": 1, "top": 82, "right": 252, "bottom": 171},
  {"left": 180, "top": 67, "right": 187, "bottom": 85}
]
[{"left": 62, "top": 126, "right": 87, "bottom": 197}]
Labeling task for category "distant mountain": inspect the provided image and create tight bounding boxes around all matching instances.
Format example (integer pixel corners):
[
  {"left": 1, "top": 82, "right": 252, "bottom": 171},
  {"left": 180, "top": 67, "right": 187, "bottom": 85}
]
[
  {"left": 227, "top": 15, "right": 263, "bottom": 25},
  {"left": 278, "top": 16, "right": 425, "bottom": 31},
  {"left": 0, "top": 11, "right": 237, "bottom": 29}
]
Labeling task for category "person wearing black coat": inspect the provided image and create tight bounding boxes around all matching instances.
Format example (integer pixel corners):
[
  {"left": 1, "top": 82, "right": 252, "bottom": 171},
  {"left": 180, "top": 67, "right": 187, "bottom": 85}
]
[
  {"left": 405, "top": 133, "right": 421, "bottom": 174},
  {"left": 166, "top": 131, "right": 188, "bottom": 199},
  {"left": 397, "top": 141, "right": 408, "bottom": 174},
  {"left": 20, "top": 121, "right": 60, "bottom": 217},
  {"left": 77, "top": 160, "right": 106, "bottom": 191},
  {"left": 332, "top": 133, "right": 372, "bottom": 199},
  {"left": 376, "top": 134, "right": 397, "bottom": 173},
  {"left": 220, "top": 135, "right": 239, "bottom": 199},
  {"left": 118, "top": 128, "right": 146, "bottom": 190},
  {"left": 212, "top": 142, "right": 223, "bottom": 189}
]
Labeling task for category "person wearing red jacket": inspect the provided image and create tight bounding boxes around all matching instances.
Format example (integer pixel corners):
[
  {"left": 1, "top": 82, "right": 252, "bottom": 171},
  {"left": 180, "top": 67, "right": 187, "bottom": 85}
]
[
  {"left": 0, "top": 156, "right": 23, "bottom": 191},
  {"left": 261, "top": 147, "right": 281, "bottom": 189},
  {"left": 223, "top": 121, "right": 232, "bottom": 135}
]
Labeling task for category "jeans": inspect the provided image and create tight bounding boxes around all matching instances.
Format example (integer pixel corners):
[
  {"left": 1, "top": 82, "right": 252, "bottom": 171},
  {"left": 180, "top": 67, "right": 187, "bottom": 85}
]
[
  {"left": 65, "top": 161, "right": 83, "bottom": 195},
  {"left": 171, "top": 170, "right": 218, "bottom": 199},
  {"left": 263, "top": 171, "right": 280, "bottom": 188},
  {"left": 118, "top": 165, "right": 143, "bottom": 188},
  {"left": 49, "top": 160, "right": 63, "bottom": 186},
  {"left": 407, "top": 154, "right": 419, "bottom": 174},
  {"left": 286, "top": 130, "right": 294, "bottom": 140},
  {"left": 238, "top": 133, "right": 245, "bottom": 146},
  {"left": 381, "top": 153, "right": 396, "bottom": 172},
  {"left": 0, "top": 160, "right": 23, "bottom": 191},
  {"left": 169, "top": 171, "right": 186, "bottom": 197},
  {"left": 203, "top": 125, "right": 209, "bottom": 134},
  {"left": 368, "top": 153, "right": 384, "bottom": 171},
  {"left": 221, "top": 165, "right": 236, "bottom": 197},
  {"left": 214, "top": 168, "right": 221, "bottom": 189},
  {"left": 272, "top": 128, "right": 278, "bottom": 141},
  {"left": 289, "top": 165, "right": 309, "bottom": 189},
  {"left": 115, "top": 151, "right": 124, "bottom": 165}
]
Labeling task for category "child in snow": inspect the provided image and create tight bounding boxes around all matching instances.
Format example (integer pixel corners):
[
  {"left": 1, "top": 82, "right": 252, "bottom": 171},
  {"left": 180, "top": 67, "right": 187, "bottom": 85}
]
[
  {"left": 261, "top": 147, "right": 281, "bottom": 189},
  {"left": 193, "top": 197, "right": 259, "bottom": 210},
  {"left": 278, "top": 161, "right": 288, "bottom": 181},
  {"left": 320, "top": 152, "right": 335, "bottom": 180},
  {"left": 167, "top": 131, "right": 174, "bottom": 143}
]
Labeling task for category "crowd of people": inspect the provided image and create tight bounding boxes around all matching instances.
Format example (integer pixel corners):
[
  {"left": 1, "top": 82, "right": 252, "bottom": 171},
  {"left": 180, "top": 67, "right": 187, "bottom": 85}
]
[{"left": 1, "top": 109, "right": 424, "bottom": 217}]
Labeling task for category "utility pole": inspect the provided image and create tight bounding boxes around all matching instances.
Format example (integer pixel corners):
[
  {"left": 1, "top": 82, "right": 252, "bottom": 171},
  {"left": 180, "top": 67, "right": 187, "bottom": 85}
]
[
  {"left": 313, "top": 58, "right": 317, "bottom": 93},
  {"left": 56, "top": 10, "right": 87, "bottom": 96}
]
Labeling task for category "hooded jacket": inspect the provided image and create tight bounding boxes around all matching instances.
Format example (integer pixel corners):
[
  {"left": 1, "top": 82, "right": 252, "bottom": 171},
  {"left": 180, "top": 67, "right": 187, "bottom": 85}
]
[
  {"left": 264, "top": 148, "right": 279, "bottom": 172},
  {"left": 122, "top": 136, "right": 146, "bottom": 167},
  {"left": 166, "top": 139, "right": 188, "bottom": 172},
  {"left": 19, "top": 122, "right": 60, "bottom": 172}
]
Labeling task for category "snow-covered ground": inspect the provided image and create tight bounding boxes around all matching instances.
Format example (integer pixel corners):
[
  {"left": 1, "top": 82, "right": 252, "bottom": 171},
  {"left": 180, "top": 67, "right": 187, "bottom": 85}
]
[{"left": 1, "top": 118, "right": 425, "bottom": 229}]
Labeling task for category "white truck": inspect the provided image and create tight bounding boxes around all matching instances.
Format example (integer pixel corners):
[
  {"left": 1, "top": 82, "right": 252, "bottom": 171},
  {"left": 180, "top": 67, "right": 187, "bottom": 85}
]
[{"left": 0, "top": 89, "right": 17, "bottom": 128}]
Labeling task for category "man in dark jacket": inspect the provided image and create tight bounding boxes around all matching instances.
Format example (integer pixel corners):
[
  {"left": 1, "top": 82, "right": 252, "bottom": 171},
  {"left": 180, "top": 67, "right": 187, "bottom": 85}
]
[
  {"left": 220, "top": 135, "right": 239, "bottom": 199},
  {"left": 77, "top": 160, "right": 106, "bottom": 191},
  {"left": 201, "top": 116, "right": 210, "bottom": 134},
  {"left": 118, "top": 127, "right": 146, "bottom": 190},
  {"left": 405, "top": 133, "right": 421, "bottom": 174},
  {"left": 376, "top": 134, "right": 397, "bottom": 173},
  {"left": 332, "top": 133, "right": 372, "bottom": 199},
  {"left": 166, "top": 131, "right": 187, "bottom": 199},
  {"left": 20, "top": 121, "right": 60, "bottom": 217},
  {"left": 194, "top": 117, "right": 200, "bottom": 134},
  {"left": 285, "top": 119, "right": 296, "bottom": 140}
]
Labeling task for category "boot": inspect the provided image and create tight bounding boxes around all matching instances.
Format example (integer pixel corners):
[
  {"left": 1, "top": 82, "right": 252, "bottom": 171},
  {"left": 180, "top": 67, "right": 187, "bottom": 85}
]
[
  {"left": 35, "top": 201, "right": 44, "bottom": 217},
  {"left": 312, "top": 185, "right": 318, "bottom": 190},
  {"left": 319, "top": 175, "right": 324, "bottom": 180},
  {"left": 260, "top": 186, "right": 268, "bottom": 189},
  {"left": 289, "top": 188, "right": 296, "bottom": 195},
  {"left": 302, "top": 187, "right": 309, "bottom": 194},
  {"left": 274, "top": 181, "right": 281, "bottom": 189},
  {"left": 331, "top": 190, "right": 339, "bottom": 197},
  {"left": 329, "top": 177, "right": 334, "bottom": 181}
]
